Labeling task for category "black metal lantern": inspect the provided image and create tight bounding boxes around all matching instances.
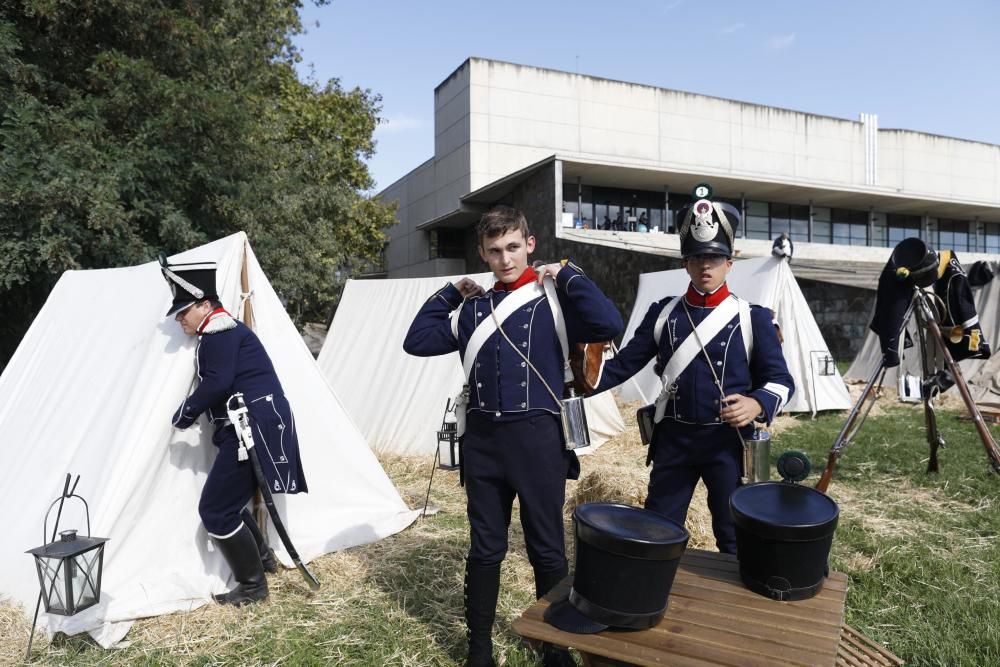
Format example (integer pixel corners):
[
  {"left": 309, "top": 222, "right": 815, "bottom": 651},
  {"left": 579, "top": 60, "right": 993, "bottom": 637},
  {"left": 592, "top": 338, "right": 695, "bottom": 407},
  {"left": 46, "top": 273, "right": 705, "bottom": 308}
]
[
  {"left": 27, "top": 528, "right": 109, "bottom": 616},
  {"left": 437, "top": 399, "right": 461, "bottom": 470},
  {"left": 811, "top": 350, "right": 837, "bottom": 377},
  {"left": 24, "top": 474, "right": 110, "bottom": 658}
]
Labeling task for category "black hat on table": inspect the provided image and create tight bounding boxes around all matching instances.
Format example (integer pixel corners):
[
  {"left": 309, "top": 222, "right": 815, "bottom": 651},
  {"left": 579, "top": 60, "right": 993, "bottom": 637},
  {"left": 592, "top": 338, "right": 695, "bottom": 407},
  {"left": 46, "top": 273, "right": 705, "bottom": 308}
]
[
  {"left": 677, "top": 182, "right": 741, "bottom": 258},
  {"left": 159, "top": 253, "right": 219, "bottom": 318}
]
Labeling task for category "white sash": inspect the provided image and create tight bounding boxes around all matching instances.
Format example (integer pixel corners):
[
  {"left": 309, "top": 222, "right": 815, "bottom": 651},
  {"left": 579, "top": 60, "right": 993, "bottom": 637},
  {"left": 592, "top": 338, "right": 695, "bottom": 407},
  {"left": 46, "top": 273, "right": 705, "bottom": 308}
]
[
  {"left": 652, "top": 296, "right": 744, "bottom": 422},
  {"left": 461, "top": 283, "right": 544, "bottom": 380}
]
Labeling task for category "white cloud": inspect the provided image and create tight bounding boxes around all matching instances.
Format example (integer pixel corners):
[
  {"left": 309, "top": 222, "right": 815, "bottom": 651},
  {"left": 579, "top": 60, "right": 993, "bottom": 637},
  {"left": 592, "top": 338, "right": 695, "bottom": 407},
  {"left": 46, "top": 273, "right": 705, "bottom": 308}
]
[
  {"left": 767, "top": 33, "right": 796, "bottom": 51},
  {"left": 374, "top": 113, "right": 424, "bottom": 136},
  {"left": 720, "top": 22, "right": 745, "bottom": 34}
]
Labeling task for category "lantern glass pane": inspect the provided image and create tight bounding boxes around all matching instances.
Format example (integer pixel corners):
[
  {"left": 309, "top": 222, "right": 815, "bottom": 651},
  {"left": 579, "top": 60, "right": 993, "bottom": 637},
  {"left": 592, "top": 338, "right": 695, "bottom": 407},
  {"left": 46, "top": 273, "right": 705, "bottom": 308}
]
[
  {"left": 437, "top": 431, "right": 460, "bottom": 469},
  {"left": 70, "top": 548, "right": 103, "bottom": 613},
  {"left": 34, "top": 555, "right": 69, "bottom": 615}
]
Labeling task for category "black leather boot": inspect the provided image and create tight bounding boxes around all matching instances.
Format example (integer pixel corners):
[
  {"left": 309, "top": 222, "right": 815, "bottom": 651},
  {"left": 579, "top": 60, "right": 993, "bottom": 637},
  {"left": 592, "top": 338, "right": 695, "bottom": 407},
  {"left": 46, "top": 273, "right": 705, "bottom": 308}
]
[
  {"left": 240, "top": 508, "right": 278, "bottom": 574},
  {"left": 212, "top": 523, "right": 269, "bottom": 606},
  {"left": 464, "top": 561, "right": 501, "bottom": 667},
  {"left": 534, "top": 565, "right": 576, "bottom": 667}
]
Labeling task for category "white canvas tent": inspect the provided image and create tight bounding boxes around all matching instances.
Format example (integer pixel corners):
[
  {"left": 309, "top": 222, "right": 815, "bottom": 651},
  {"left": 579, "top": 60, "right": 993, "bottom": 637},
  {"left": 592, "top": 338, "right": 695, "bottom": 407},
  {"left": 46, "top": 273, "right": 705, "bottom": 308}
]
[
  {"left": 617, "top": 257, "right": 851, "bottom": 414},
  {"left": 845, "top": 261, "right": 1000, "bottom": 395},
  {"left": 0, "top": 233, "right": 419, "bottom": 647},
  {"left": 317, "top": 274, "right": 626, "bottom": 457}
]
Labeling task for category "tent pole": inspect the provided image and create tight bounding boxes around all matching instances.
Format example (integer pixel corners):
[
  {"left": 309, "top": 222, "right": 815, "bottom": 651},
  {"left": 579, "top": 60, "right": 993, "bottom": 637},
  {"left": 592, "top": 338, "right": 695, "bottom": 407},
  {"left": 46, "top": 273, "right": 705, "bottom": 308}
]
[{"left": 239, "top": 239, "right": 268, "bottom": 544}]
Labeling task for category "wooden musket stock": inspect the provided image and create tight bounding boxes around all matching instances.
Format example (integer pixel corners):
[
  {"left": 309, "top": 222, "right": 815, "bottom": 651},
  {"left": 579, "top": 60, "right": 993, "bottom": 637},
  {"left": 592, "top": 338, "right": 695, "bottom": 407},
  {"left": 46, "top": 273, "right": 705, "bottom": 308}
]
[{"left": 816, "top": 362, "right": 886, "bottom": 493}]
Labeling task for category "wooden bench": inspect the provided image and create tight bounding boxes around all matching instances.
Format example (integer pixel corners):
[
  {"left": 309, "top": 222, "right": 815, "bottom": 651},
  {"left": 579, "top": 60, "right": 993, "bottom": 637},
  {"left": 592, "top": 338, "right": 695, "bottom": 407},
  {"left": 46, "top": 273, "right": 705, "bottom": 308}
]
[
  {"left": 837, "top": 624, "right": 904, "bottom": 666},
  {"left": 513, "top": 548, "right": 902, "bottom": 667}
]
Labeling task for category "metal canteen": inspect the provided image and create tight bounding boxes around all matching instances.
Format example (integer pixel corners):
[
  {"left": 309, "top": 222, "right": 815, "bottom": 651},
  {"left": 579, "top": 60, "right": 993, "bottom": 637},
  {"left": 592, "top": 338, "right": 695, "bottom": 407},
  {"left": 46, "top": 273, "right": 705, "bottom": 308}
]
[{"left": 560, "top": 391, "right": 590, "bottom": 450}]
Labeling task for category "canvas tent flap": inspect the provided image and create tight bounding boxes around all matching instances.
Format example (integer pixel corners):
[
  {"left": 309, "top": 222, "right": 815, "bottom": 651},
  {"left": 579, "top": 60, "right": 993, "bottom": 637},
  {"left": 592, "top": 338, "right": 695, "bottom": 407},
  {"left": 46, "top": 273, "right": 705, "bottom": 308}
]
[
  {"left": 616, "top": 257, "right": 850, "bottom": 414},
  {"left": 318, "top": 274, "right": 626, "bottom": 457},
  {"left": 0, "top": 233, "right": 418, "bottom": 646}
]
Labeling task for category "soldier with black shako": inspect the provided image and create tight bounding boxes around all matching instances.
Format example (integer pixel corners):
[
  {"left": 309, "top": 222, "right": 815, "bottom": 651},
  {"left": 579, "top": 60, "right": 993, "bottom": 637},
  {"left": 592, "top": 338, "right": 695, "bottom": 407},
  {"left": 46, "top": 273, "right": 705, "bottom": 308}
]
[
  {"left": 161, "top": 256, "right": 308, "bottom": 605},
  {"left": 592, "top": 184, "right": 794, "bottom": 554}
]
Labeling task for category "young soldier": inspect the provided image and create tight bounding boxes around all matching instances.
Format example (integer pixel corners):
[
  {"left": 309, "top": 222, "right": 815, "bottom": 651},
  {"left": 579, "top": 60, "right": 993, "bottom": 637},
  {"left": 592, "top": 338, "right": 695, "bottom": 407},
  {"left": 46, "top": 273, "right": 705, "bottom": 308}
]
[
  {"left": 593, "top": 187, "right": 794, "bottom": 554},
  {"left": 404, "top": 206, "right": 622, "bottom": 667},
  {"left": 161, "top": 257, "right": 308, "bottom": 605}
]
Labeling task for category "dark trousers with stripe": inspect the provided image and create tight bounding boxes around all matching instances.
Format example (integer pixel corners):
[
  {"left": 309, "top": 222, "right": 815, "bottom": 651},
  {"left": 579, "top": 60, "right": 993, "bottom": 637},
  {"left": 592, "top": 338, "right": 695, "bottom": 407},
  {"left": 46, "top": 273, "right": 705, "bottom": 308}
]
[
  {"left": 647, "top": 422, "right": 745, "bottom": 554},
  {"left": 462, "top": 413, "right": 575, "bottom": 571},
  {"left": 199, "top": 425, "right": 257, "bottom": 537}
]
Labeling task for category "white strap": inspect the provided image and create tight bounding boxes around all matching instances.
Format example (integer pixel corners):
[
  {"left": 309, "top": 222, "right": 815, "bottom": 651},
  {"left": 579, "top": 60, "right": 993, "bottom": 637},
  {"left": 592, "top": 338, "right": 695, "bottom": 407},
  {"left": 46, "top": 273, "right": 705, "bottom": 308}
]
[
  {"left": 738, "top": 297, "right": 753, "bottom": 360},
  {"left": 541, "top": 277, "right": 573, "bottom": 382},
  {"left": 653, "top": 295, "right": 684, "bottom": 346},
  {"left": 462, "top": 283, "right": 544, "bottom": 379},
  {"left": 653, "top": 297, "right": 740, "bottom": 423},
  {"left": 660, "top": 296, "right": 739, "bottom": 389}
]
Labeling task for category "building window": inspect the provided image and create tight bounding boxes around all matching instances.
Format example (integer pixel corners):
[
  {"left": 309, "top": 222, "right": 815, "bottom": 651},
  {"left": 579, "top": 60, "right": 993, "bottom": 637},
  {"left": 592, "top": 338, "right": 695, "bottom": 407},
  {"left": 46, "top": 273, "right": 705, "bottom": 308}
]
[
  {"left": 832, "top": 208, "right": 868, "bottom": 246},
  {"left": 563, "top": 183, "right": 669, "bottom": 232},
  {"left": 871, "top": 212, "right": 887, "bottom": 247},
  {"left": 936, "top": 219, "right": 971, "bottom": 252},
  {"left": 984, "top": 222, "right": 1000, "bottom": 254},
  {"left": 429, "top": 228, "right": 465, "bottom": 259},
  {"left": 744, "top": 201, "right": 769, "bottom": 240},
  {"left": 789, "top": 205, "right": 809, "bottom": 243},
  {"left": 812, "top": 207, "right": 832, "bottom": 243},
  {"left": 887, "top": 213, "right": 921, "bottom": 247}
]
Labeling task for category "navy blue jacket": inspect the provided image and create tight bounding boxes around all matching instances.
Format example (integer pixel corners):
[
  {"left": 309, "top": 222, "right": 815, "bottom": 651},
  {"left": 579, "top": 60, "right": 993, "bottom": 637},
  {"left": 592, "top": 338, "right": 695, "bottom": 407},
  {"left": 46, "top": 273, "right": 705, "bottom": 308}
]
[
  {"left": 404, "top": 264, "right": 623, "bottom": 420},
  {"left": 173, "top": 315, "right": 307, "bottom": 494},
  {"left": 596, "top": 286, "right": 793, "bottom": 425}
]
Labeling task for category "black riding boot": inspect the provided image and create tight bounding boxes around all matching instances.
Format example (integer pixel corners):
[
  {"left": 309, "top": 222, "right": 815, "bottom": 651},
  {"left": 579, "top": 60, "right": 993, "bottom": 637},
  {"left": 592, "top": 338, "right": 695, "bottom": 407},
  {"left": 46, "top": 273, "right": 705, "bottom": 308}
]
[
  {"left": 211, "top": 523, "right": 269, "bottom": 606},
  {"left": 534, "top": 565, "right": 576, "bottom": 667},
  {"left": 240, "top": 508, "right": 278, "bottom": 574},
  {"left": 464, "top": 561, "right": 501, "bottom": 667}
]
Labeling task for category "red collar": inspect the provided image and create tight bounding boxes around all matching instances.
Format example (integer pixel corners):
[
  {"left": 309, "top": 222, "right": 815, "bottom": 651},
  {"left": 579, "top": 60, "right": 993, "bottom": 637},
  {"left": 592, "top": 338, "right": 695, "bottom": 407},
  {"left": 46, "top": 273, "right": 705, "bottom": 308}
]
[
  {"left": 197, "top": 307, "right": 232, "bottom": 334},
  {"left": 685, "top": 282, "right": 730, "bottom": 308},
  {"left": 493, "top": 266, "right": 538, "bottom": 292}
]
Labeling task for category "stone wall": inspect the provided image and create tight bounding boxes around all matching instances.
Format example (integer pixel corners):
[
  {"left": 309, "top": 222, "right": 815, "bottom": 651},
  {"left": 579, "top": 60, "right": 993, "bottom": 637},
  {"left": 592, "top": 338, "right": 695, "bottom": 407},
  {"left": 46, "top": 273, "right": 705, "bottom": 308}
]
[{"left": 797, "top": 279, "right": 874, "bottom": 361}]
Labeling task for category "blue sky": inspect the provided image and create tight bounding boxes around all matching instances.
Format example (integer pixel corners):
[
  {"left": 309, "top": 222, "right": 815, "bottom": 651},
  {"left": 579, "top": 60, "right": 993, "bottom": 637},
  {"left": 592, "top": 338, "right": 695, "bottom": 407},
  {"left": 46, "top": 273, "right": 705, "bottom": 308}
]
[{"left": 294, "top": 0, "right": 1000, "bottom": 192}]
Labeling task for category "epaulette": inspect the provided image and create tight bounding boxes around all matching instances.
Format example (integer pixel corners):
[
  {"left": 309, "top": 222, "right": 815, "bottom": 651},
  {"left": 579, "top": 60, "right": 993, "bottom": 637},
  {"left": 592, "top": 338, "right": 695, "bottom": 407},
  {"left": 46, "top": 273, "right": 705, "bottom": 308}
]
[{"left": 201, "top": 312, "right": 237, "bottom": 334}]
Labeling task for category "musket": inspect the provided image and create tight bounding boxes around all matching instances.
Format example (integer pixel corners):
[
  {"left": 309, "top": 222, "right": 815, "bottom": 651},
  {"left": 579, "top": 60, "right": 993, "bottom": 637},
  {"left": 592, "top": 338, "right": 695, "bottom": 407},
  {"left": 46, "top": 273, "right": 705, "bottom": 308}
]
[
  {"left": 912, "top": 288, "right": 1000, "bottom": 474},
  {"left": 816, "top": 361, "right": 886, "bottom": 493},
  {"left": 227, "top": 393, "right": 321, "bottom": 590}
]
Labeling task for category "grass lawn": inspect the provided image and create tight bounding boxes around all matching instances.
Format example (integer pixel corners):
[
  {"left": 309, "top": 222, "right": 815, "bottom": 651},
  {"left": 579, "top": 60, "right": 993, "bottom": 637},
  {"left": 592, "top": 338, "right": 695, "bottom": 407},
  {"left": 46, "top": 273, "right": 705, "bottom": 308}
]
[{"left": 3, "top": 399, "right": 999, "bottom": 666}]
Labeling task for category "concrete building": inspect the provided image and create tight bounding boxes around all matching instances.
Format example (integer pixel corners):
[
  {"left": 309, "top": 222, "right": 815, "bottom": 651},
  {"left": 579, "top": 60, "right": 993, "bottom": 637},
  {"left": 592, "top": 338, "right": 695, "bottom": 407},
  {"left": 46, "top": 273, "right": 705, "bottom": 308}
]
[{"left": 378, "top": 58, "right": 1000, "bottom": 358}]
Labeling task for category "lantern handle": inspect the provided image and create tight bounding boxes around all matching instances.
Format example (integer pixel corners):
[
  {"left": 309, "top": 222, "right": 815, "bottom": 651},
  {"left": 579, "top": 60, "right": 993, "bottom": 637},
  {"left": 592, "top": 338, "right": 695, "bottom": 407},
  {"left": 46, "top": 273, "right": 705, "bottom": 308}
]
[{"left": 42, "top": 474, "right": 92, "bottom": 544}]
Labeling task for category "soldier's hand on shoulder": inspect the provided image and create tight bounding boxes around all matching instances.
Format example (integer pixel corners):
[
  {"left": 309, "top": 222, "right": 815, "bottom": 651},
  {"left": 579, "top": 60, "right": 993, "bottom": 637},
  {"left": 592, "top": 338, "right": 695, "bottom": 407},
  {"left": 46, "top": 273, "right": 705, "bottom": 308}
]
[
  {"left": 453, "top": 278, "right": 485, "bottom": 299},
  {"left": 720, "top": 394, "right": 763, "bottom": 428},
  {"left": 535, "top": 262, "right": 564, "bottom": 283}
]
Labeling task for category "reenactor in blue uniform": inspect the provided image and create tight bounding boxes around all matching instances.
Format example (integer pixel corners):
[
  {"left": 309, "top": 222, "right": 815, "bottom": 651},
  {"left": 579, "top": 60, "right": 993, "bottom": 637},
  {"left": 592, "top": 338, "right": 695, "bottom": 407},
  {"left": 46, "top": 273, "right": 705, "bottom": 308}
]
[
  {"left": 593, "top": 185, "right": 794, "bottom": 554},
  {"left": 404, "top": 206, "right": 622, "bottom": 667},
  {"left": 161, "top": 258, "right": 308, "bottom": 606}
]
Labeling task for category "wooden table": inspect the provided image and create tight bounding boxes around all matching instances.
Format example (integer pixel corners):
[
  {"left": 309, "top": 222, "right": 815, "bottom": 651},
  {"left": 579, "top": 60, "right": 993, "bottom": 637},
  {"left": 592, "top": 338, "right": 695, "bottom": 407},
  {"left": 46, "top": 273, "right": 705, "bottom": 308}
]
[{"left": 512, "top": 548, "right": 849, "bottom": 667}]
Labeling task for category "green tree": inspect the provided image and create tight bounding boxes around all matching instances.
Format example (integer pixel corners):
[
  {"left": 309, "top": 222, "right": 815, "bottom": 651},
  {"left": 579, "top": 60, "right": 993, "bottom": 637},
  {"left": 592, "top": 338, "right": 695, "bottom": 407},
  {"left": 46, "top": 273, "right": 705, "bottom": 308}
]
[{"left": 0, "top": 0, "right": 394, "bottom": 365}]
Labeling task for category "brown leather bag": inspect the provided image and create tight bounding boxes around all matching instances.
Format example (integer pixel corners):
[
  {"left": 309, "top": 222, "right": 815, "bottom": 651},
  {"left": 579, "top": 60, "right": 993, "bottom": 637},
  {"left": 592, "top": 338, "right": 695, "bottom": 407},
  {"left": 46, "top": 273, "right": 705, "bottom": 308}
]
[{"left": 567, "top": 341, "right": 608, "bottom": 396}]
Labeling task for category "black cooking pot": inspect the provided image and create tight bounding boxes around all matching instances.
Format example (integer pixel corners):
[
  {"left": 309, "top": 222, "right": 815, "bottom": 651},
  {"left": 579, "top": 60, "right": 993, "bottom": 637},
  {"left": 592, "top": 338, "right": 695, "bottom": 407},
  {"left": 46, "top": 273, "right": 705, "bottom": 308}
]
[
  {"left": 730, "top": 482, "right": 839, "bottom": 601},
  {"left": 544, "top": 502, "right": 688, "bottom": 633}
]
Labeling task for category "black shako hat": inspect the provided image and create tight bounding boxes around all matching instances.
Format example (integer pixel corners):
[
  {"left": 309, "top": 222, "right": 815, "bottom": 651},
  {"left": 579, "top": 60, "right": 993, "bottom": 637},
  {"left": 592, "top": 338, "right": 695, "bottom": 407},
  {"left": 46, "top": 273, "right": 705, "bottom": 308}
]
[
  {"left": 158, "top": 253, "right": 220, "bottom": 318},
  {"left": 543, "top": 503, "right": 689, "bottom": 634},
  {"left": 677, "top": 182, "right": 741, "bottom": 258}
]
